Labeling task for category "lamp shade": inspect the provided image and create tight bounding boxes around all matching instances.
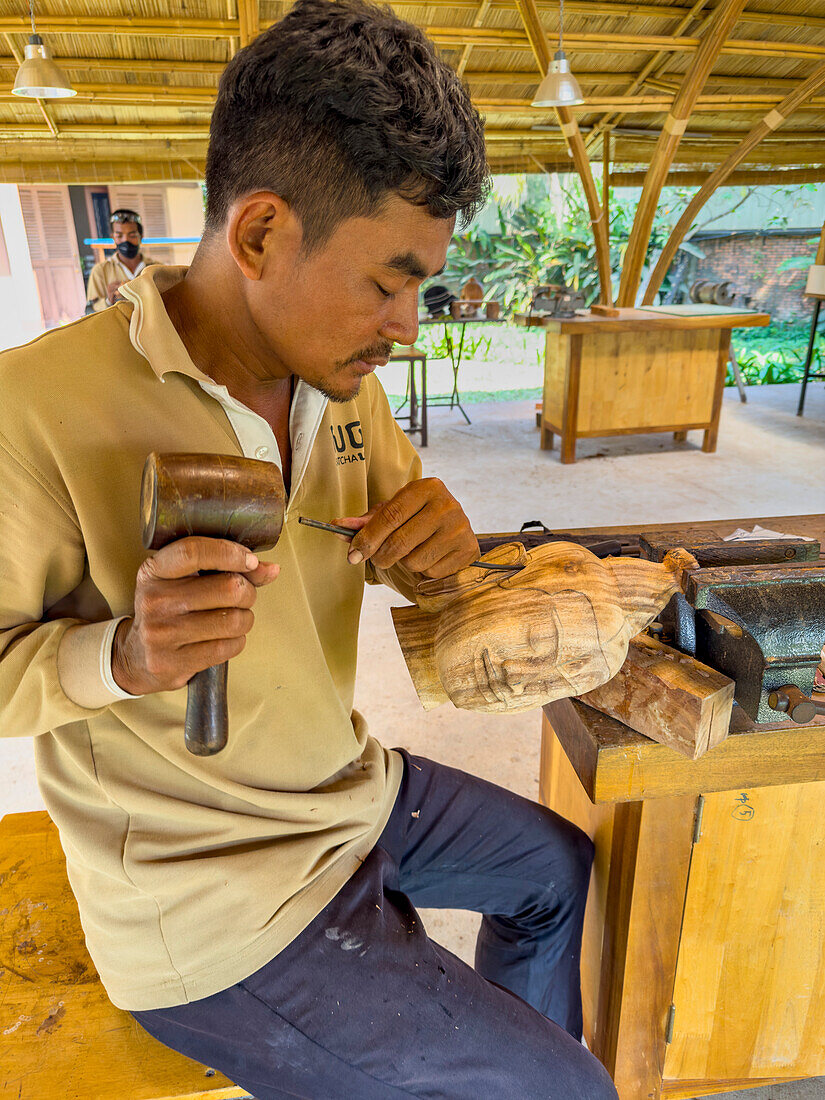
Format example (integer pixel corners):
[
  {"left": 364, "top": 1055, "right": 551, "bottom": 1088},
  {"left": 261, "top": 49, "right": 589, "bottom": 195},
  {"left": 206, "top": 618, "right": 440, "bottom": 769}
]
[
  {"left": 532, "top": 51, "right": 584, "bottom": 108},
  {"left": 12, "top": 36, "right": 76, "bottom": 98}
]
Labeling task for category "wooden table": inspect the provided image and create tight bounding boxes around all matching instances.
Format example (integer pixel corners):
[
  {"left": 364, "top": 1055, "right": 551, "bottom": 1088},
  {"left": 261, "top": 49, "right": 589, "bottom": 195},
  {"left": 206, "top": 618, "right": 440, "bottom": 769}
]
[
  {"left": 539, "top": 514, "right": 825, "bottom": 1099},
  {"left": 418, "top": 315, "right": 505, "bottom": 425},
  {"left": 0, "top": 811, "right": 250, "bottom": 1100},
  {"left": 518, "top": 307, "right": 769, "bottom": 463}
]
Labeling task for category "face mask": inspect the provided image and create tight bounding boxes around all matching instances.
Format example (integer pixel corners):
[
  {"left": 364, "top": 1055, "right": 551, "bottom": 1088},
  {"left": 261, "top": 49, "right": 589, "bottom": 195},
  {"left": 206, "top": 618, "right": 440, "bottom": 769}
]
[{"left": 116, "top": 240, "right": 140, "bottom": 260}]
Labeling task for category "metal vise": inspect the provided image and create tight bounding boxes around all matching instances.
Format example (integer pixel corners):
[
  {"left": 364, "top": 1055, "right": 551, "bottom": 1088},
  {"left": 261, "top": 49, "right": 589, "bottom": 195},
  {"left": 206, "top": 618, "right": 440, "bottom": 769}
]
[{"left": 659, "top": 561, "right": 825, "bottom": 724}]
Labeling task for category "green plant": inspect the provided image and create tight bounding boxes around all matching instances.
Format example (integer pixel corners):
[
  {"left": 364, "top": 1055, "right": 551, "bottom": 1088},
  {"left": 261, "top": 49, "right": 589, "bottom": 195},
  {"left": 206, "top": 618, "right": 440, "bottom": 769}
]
[{"left": 436, "top": 179, "right": 701, "bottom": 311}]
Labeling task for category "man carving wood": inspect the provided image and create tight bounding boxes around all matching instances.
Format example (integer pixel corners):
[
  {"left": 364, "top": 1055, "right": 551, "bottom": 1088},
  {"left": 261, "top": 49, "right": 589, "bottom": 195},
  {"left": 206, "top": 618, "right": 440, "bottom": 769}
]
[{"left": 0, "top": 3, "right": 618, "bottom": 1096}]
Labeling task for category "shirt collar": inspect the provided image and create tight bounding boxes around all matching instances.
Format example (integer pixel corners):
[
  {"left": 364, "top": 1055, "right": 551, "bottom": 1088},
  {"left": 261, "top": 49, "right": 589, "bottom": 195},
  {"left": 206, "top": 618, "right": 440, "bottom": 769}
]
[
  {"left": 118, "top": 265, "right": 329, "bottom": 466},
  {"left": 118, "top": 263, "right": 211, "bottom": 384}
]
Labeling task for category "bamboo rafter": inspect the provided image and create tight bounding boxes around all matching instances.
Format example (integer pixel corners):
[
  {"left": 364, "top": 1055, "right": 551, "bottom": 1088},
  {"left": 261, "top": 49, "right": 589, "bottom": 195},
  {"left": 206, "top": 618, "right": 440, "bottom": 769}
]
[
  {"left": 237, "top": 0, "right": 260, "bottom": 48},
  {"left": 643, "top": 59, "right": 825, "bottom": 303},
  {"left": 455, "top": 0, "right": 492, "bottom": 78},
  {"left": 0, "top": 57, "right": 818, "bottom": 95},
  {"left": 2, "top": 16, "right": 825, "bottom": 64},
  {"left": 8, "top": 83, "right": 825, "bottom": 116},
  {"left": 514, "top": 0, "right": 613, "bottom": 305},
  {"left": 612, "top": 166, "right": 825, "bottom": 187},
  {"left": 617, "top": 0, "right": 748, "bottom": 307}
]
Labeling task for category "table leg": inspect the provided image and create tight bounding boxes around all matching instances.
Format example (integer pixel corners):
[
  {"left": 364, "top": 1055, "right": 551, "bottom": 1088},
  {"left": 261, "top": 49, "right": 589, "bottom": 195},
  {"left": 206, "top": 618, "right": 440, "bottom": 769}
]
[
  {"left": 450, "top": 323, "right": 471, "bottom": 425},
  {"left": 560, "top": 336, "right": 582, "bottom": 464},
  {"left": 798, "top": 297, "right": 822, "bottom": 417},
  {"left": 673, "top": 430, "right": 688, "bottom": 442},
  {"left": 539, "top": 716, "right": 696, "bottom": 1100},
  {"left": 409, "top": 361, "right": 418, "bottom": 433},
  {"left": 419, "top": 357, "right": 428, "bottom": 447},
  {"left": 703, "top": 331, "right": 730, "bottom": 453}
]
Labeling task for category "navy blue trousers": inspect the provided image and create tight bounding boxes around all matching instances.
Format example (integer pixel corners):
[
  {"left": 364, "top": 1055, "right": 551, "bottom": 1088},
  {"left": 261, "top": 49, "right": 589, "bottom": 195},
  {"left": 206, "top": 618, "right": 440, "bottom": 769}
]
[{"left": 132, "top": 750, "right": 618, "bottom": 1099}]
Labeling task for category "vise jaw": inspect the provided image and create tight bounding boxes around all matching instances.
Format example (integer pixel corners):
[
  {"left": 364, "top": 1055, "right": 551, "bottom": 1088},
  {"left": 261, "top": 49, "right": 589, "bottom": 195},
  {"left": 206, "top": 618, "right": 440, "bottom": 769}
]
[{"left": 661, "top": 562, "right": 825, "bottom": 724}]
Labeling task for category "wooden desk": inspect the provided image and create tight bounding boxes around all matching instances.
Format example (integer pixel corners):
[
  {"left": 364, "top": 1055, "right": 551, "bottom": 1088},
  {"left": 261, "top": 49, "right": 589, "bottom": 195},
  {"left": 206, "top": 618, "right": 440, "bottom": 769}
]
[
  {"left": 0, "top": 811, "right": 249, "bottom": 1100},
  {"left": 539, "top": 514, "right": 825, "bottom": 1099},
  {"left": 520, "top": 308, "right": 769, "bottom": 463}
]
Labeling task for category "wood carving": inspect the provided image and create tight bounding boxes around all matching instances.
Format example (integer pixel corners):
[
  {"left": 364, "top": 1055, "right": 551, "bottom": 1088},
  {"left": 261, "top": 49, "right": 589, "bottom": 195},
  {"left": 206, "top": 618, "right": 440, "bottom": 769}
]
[
  {"left": 391, "top": 541, "right": 698, "bottom": 714},
  {"left": 578, "top": 634, "right": 735, "bottom": 759}
]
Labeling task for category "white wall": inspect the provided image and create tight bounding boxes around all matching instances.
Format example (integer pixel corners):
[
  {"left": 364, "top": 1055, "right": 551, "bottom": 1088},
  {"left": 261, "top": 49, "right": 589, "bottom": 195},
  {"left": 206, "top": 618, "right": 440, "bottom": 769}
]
[
  {"left": 165, "top": 183, "right": 205, "bottom": 265},
  {"left": 0, "top": 185, "right": 45, "bottom": 353}
]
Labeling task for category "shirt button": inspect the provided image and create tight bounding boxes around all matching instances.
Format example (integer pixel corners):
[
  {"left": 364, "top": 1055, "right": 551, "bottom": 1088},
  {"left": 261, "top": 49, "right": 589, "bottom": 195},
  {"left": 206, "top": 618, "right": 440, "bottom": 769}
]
[{"left": 255, "top": 445, "right": 269, "bottom": 459}]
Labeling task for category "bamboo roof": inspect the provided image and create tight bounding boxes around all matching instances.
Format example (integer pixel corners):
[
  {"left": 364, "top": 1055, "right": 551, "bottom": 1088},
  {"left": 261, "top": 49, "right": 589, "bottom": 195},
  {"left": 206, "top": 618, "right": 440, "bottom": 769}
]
[{"left": 3, "top": 0, "right": 825, "bottom": 184}]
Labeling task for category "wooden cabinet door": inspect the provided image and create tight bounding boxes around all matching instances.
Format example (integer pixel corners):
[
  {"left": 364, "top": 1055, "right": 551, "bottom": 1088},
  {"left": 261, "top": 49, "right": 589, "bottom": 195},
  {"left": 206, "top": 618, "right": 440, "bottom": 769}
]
[{"left": 665, "top": 782, "right": 825, "bottom": 1083}]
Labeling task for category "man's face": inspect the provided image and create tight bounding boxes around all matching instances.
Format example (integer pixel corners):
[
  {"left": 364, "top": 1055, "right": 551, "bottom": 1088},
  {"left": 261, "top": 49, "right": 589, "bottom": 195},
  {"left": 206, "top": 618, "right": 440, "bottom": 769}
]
[
  {"left": 112, "top": 221, "right": 142, "bottom": 248},
  {"left": 248, "top": 195, "right": 454, "bottom": 402}
]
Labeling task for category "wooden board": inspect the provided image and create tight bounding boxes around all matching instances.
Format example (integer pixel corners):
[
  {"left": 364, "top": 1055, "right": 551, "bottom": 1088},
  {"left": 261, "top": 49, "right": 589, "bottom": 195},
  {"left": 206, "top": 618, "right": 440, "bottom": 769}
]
[
  {"left": 664, "top": 782, "right": 825, "bottom": 1082},
  {"left": 542, "top": 699, "right": 825, "bottom": 802},
  {"left": 516, "top": 308, "right": 770, "bottom": 334},
  {"left": 575, "top": 327, "right": 719, "bottom": 433},
  {"left": 541, "top": 328, "right": 566, "bottom": 432},
  {"left": 0, "top": 812, "right": 247, "bottom": 1100},
  {"left": 560, "top": 514, "right": 824, "bottom": 546},
  {"left": 578, "top": 634, "right": 734, "bottom": 760},
  {"left": 640, "top": 532, "right": 821, "bottom": 565}
]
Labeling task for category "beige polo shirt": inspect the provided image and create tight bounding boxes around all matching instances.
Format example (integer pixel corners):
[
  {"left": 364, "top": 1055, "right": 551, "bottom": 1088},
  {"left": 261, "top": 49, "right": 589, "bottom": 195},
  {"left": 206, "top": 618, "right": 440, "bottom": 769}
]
[
  {"left": 0, "top": 264, "right": 422, "bottom": 1010},
  {"left": 86, "top": 253, "right": 160, "bottom": 312}
]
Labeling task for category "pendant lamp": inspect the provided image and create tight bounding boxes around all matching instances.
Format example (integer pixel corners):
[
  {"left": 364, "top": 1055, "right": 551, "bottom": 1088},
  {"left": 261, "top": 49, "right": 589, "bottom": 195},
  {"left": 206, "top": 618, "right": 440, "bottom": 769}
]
[
  {"left": 12, "top": 0, "right": 76, "bottom": 99},
  {"left": 532, "top": 0, "right": 584, "bottom": 108}
]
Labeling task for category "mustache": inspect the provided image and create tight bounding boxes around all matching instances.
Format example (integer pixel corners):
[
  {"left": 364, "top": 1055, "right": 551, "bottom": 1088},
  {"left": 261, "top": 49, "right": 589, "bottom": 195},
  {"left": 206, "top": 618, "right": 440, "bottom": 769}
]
[{"left": 342, "top": 341, "right": 394, "bottom": 366}]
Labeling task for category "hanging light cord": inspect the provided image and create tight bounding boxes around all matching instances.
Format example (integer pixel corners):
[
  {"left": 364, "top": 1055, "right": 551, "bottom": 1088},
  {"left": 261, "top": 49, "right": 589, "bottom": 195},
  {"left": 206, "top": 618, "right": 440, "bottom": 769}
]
[
  {"left": 27, "top": 0, "right": 37, "bottom": 36},
  {"left": 559, "top": 0, "right": 565, "bottom": 51}
]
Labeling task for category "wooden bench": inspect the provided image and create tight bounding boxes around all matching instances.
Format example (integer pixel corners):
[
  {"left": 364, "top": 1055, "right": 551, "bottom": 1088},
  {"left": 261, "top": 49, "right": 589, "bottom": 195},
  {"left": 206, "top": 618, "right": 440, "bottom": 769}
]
[{"left": 0, "top": 811, "right": 250, "bottom": 1100}]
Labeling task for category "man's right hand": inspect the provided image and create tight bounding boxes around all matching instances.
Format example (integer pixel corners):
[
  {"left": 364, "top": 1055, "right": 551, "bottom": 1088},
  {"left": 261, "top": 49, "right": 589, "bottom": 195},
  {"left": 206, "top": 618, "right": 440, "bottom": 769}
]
[
  {"left": 106, "top": 280, "right": 124, "bottom": 304},
  {"left": 111, "top": 537, "right": 279, "bottom": 696}
]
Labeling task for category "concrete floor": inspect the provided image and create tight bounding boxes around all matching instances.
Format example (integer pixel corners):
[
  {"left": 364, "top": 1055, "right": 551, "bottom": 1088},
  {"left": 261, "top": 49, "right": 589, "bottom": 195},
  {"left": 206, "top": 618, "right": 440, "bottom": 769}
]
[{"left": 2, "top": 381, "right": 824, "bottom": 1097}]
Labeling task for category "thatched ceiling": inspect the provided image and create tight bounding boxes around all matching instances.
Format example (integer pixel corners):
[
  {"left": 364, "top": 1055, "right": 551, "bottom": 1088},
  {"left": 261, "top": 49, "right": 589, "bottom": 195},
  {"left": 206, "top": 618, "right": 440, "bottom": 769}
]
[{"left": 2, "top": 0, "right": 825, "bottom": 184}]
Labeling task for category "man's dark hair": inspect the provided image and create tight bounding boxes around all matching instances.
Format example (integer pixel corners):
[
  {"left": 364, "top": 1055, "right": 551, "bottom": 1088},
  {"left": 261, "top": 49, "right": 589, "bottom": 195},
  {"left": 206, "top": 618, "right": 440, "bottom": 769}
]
[{"left": 205, "top": 0, "right": 489, "bottom": 249}]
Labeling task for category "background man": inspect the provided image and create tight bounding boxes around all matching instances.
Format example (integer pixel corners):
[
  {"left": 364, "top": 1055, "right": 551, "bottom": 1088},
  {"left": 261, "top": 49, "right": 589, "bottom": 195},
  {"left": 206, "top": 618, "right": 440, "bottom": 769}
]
[
  {"left": 85, "top": 208, "right": 159, "bottom": 311},
  {"left": 0, "top": 1, "right": 617, "bottom": 1096}
]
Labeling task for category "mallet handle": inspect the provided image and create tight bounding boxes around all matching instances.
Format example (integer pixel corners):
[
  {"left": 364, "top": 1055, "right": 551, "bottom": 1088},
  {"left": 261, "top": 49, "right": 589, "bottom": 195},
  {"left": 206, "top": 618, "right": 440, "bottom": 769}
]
[{"left": 185, "top": 662, "right": 229, "bottom": 756}]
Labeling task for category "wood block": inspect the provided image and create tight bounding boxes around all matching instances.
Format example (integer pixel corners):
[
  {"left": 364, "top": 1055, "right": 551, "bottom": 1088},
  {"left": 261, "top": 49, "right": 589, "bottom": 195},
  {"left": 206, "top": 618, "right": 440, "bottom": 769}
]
[
  {"left": 589, "top": 303, "right": 621, "bottom": 317},
  {"left": 578, "top": 634, "right": 734, "bottom": 759}
]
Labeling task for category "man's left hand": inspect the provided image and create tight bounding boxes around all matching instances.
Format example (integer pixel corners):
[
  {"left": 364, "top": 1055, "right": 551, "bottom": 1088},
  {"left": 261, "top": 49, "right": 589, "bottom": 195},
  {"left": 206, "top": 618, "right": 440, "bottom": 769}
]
[{"left": 335, "top": 478, "right": 478, "bottom": 579}]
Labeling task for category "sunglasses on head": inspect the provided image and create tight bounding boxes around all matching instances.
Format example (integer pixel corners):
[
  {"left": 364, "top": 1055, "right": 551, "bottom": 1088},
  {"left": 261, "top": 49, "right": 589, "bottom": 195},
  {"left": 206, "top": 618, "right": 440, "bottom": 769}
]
[{"left": 109, "top": 209, "right": 143, "bottom": 229}]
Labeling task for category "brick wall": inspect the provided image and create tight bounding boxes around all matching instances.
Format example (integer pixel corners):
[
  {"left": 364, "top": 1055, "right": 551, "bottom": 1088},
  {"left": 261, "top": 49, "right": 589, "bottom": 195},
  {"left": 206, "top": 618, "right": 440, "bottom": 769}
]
[{"left": 687, "top": 233, "right": 817, "bottom": 322}]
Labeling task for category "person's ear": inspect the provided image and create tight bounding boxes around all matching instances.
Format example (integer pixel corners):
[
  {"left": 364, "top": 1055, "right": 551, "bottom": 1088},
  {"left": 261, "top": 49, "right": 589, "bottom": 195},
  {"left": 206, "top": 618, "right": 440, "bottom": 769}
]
[{"left": 226, "top": 192, "right": 300, "bottom": 281}]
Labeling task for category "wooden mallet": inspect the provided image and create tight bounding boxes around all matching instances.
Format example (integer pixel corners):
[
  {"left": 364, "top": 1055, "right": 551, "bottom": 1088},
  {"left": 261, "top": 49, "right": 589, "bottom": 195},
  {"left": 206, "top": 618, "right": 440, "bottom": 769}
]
[{"left": 141, "top": 452, "right": 286, "bottom": 757}]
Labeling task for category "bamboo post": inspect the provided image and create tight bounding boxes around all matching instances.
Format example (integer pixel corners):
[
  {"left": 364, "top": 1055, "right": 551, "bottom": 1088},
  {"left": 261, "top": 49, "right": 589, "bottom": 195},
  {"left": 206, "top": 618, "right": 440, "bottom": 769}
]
[
  {"left": 617, "top": 0, "right": 747, "bottom": 308},
  {"left": 603, "top": 131, "right": 610, "bottom": 233},
  {"left": 816, "top": 221, "right": 825, "bottom": 267},
  {"left": 643, "top": 60, "right": 825, "bottom": 303},
  {"left": 515, "top": 0, "right": 614, "bottom": 306}
]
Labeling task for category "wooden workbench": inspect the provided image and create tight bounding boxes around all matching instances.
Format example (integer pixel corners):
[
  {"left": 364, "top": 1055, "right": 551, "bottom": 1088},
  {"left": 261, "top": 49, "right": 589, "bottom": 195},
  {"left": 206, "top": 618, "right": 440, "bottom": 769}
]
[
  {"left": 0, "top": 811, "right": 249, "bottom": 1100},
  {"left": 539, "top": 513, "right": 825, "bottom": 1099},
  {"left": 519, "top": 307, "right": 770, "bottom": 463}
]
